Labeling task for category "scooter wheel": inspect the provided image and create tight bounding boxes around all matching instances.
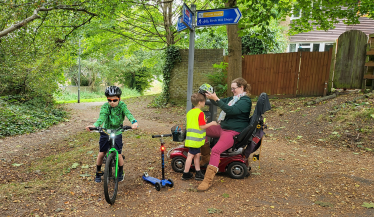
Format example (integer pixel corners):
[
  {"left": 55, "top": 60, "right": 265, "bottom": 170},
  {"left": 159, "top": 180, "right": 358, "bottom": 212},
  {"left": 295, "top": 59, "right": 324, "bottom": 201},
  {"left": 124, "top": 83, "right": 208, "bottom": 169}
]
[
  {"left": 167, "top": 179, "right": 174, "bottom": 188},
  {"left": 155, "top": 182, "right": 161, "bottom": 191}
]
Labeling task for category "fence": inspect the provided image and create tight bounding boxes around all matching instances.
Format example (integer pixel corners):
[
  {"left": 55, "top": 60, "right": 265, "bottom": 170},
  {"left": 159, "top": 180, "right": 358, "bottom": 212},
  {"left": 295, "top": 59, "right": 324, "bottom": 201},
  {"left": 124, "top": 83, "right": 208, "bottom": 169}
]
[{"left": 242, "top": 49, "right": 333, "bottom": 97}]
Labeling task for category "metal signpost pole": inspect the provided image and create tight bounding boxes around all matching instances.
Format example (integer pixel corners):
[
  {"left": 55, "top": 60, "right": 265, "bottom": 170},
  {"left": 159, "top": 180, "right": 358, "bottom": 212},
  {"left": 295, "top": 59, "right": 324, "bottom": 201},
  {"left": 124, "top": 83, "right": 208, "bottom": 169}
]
[
  {"left": 185, "top": 4, "right": 196, "bottom": 113},
  {"left": 179, "top": 4, "right": 241, "bottom": 114},
  {"left": 78, "top": 38, "right": 81, "bottom": 103}
]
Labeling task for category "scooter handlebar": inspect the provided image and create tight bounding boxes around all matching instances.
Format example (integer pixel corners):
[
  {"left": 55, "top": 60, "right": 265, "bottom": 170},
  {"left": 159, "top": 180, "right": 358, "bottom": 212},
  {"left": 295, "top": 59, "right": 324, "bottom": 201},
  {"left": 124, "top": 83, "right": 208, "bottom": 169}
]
[{"left": 152, "top": 134, "right": 172, "bottom": 138}]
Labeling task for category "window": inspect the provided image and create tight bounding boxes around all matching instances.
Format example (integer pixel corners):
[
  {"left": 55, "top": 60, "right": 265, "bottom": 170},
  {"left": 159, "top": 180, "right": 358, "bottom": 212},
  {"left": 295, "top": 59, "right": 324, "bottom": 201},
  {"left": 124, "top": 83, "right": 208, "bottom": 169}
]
[
  {"left": 324, "top": 43, "right": 334, "bottom": 51},
  {"left": 289, "top": 44, "right": 297, "bottom": 52},
  {"left": 313, "top": 44, "right": 320, "bottom": 52},
  {"left": 287, "top": 42, "right": 335, "bottom": 52},
  {"left": 298, "top": 43, "right": 311, "bottom": 52}
]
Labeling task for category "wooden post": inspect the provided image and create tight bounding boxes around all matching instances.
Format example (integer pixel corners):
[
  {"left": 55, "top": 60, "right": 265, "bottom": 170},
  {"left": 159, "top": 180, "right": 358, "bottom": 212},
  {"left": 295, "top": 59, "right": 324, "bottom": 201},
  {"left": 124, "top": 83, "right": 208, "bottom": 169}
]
[{"left": 323, "top": 81, "right": 327, "bottom": 96}]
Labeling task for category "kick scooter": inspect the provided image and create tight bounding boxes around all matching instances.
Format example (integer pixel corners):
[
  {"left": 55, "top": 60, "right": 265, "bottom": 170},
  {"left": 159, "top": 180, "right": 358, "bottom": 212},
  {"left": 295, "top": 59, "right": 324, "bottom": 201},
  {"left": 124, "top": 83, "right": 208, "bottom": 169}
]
[{"left": 142, "top": 134, "right": 174, "bottom": 191}]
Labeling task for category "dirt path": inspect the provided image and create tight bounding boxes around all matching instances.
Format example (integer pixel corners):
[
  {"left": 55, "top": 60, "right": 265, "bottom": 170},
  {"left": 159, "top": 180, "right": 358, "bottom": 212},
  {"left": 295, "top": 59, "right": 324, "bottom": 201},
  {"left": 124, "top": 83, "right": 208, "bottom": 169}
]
[{"left": 1, "top": 95, "right": 374, "bottom": 216}]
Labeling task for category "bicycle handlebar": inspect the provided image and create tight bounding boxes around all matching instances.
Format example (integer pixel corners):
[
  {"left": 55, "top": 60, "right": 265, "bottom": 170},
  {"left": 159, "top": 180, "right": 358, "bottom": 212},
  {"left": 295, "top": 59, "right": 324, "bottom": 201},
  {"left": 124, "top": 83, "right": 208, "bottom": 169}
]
[
  {"left": 89, "top": 125, "right": 132, "bottom": 132},
  {"left": 152, "top": 134, "right": 172, "bottom": 138}
]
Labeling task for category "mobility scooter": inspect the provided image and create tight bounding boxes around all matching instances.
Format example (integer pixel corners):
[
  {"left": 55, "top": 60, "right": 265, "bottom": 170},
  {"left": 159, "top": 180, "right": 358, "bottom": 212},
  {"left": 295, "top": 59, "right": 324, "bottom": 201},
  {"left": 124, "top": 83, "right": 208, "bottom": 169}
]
[{"left": 168, "top": 92, "right": 271, "bottom": 179}]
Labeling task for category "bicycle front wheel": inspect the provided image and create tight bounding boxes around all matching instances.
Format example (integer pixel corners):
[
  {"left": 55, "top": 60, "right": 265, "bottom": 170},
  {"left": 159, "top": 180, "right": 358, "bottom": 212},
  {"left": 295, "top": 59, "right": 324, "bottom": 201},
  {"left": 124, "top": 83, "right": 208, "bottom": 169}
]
[{"left": 104, "top": 152, "right": 119, "bottom": 204}]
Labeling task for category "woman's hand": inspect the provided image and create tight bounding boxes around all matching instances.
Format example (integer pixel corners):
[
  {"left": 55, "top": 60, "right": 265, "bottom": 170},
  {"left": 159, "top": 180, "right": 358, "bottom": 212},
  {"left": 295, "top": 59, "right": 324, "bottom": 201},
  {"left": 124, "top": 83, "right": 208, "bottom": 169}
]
[
  {"left": 205, "top": 91, "right": 219, "bottom": 101},
  {"left": 131, "top": 122, "right": 138, "bottom": 129}
]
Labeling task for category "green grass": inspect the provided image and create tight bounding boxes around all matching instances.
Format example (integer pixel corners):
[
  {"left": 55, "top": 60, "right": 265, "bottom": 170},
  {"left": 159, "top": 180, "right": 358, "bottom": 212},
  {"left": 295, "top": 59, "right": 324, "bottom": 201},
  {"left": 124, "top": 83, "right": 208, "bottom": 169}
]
[{"left": 54, "top": 87, "right": 141, "bottom": 103}]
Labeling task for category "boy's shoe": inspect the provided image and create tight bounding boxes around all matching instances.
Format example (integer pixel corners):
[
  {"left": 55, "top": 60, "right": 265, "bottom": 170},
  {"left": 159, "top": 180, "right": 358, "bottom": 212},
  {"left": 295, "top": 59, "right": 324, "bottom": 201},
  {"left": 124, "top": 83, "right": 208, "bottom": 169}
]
[
  {"left": 195, "top": 170, "right": 204, "bottom": 181},
  {"left": 182, "top": 172, "right": 193, "bottom": 180},
  {"left": 117, "top": 171, "right": 124, "bottom": 182},
  {"left": 95, "top": 171, "right": 104, "bottom": 183}
]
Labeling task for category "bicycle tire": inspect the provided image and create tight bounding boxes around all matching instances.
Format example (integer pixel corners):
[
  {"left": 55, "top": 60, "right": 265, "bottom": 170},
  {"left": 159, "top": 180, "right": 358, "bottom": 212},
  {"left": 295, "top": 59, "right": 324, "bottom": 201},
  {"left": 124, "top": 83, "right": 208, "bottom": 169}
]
[{"left": 104, "top": 152, "right": 119, "bottom": 204}]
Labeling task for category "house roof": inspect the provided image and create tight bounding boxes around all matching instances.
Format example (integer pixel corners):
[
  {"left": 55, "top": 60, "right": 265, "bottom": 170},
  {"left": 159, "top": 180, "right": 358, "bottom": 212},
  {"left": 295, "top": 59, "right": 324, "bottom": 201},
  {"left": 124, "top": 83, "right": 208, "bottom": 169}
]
[{"left": 290, "top": 17, "right": 374, "bottom": 42}]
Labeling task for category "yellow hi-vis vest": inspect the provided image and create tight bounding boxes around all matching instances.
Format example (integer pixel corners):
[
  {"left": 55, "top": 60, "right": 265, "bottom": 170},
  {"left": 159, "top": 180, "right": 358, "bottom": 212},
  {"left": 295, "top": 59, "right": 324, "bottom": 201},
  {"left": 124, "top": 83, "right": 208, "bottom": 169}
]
[{"left": 185, "top": 108, "right": 206, "bottom": 148}]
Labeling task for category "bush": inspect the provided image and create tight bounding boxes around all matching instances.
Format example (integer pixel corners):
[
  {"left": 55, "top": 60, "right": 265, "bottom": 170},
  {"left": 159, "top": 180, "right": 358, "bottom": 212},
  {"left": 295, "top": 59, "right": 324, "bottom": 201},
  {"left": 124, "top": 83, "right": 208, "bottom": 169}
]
[
  {"left": 0, "top": 95, "right": 68, "bottom": 137},
  {"left": 206, "top": 62, "right": 228, "bottom": 98}
]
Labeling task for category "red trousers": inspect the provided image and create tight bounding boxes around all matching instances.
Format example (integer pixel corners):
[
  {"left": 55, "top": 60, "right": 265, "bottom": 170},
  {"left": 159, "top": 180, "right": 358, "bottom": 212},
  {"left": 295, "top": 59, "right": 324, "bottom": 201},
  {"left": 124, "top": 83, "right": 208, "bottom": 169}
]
[{"left": 206, "top": 125, "right": 240, "bottom": 167}]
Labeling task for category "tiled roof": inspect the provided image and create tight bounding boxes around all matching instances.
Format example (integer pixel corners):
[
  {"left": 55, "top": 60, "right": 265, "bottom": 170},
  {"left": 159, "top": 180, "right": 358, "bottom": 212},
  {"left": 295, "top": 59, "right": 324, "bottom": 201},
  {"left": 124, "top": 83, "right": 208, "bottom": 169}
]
[{"left": 290, "top": 17, "right": 374, "bottom": 42}]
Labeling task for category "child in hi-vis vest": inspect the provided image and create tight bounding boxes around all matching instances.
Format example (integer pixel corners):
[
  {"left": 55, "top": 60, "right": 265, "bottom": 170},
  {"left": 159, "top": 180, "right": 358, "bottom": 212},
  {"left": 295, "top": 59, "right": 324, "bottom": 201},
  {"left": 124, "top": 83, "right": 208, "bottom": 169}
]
[{"left": 182, "top": 93, "right": 218, "bottom": 181}]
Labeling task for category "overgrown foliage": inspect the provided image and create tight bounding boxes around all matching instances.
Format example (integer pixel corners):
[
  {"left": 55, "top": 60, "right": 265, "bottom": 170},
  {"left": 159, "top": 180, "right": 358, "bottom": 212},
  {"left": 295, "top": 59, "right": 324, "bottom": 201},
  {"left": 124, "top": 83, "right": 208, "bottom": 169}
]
[
  {"left": 150, "top": 45, "right": 181, "bottom": 107},
  {"left": 241, "top": 20, "right": 288, "bottom": 55},
  {"left": 206, "top": 62, "right": 228, "bottom": 98},
  {"left": 0, "top": 95, "right": 68, "bottom": 137}
]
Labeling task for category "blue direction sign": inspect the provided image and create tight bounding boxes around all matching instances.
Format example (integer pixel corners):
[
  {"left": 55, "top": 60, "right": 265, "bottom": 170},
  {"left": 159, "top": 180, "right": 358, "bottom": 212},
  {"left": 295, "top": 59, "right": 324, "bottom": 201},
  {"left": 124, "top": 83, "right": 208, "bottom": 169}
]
[
  {"left": 177, "top": 16, "right": 187, "bottom": 32},
  {"left": 196, "top": 8, "right": 242, "bottom": 27},
  {"left": 182, "top": 3, "right": 194, "bottom": 30}
]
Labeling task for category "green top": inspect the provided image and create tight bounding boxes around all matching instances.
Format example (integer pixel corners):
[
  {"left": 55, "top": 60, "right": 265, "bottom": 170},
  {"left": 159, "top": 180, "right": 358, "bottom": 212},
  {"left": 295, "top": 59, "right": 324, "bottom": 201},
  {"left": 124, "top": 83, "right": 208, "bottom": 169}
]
[
  {"left": 212, "top": 96, "right": 252, "bottom": 133},
  {"left": 94, "top": 101, "right": 136, "bottom": 134}
]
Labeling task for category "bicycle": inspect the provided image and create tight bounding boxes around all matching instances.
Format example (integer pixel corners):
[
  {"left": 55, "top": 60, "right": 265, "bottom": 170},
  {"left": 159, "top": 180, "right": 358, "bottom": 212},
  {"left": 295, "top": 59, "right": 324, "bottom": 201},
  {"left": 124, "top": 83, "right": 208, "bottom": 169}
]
[{"left": 89, "top": 125, "right": 132, "bottom": 205}]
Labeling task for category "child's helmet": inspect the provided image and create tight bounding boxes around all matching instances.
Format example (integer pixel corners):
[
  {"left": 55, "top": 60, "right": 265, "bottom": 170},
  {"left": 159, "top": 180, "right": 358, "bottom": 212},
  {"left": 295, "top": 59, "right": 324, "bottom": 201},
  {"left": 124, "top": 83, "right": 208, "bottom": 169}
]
[
  {"left": 198, "top": 83, "right": 214, "bottom": 95},
  {"left": 105, "top": 86, "right": 122, "bottom": 97}
]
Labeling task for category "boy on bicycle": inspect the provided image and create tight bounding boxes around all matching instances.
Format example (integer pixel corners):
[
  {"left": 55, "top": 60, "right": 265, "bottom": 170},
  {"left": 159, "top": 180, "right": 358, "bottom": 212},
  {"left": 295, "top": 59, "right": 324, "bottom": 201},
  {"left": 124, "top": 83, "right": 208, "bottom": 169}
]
[{"left": 85, "top": 86, "right": 138, "bottom": 183}]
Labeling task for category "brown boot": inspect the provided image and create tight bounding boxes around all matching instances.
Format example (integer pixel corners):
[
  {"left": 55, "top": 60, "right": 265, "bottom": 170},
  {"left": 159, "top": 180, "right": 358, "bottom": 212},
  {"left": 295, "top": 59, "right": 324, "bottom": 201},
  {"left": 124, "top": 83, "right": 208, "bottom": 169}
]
[
  {"left": 197, "top": 165, "right": 218, "bottom": 192},
  {"left": 200, "top": 142, "right": 211, "bottom": 166}
]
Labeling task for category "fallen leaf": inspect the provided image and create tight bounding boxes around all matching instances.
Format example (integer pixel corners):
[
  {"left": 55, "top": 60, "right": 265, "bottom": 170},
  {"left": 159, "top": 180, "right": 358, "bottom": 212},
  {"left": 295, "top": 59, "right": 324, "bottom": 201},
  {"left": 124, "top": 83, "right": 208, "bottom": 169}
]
[
  {"left": 207, "top": 208, "right": 222, "bottom": 214},
  {"left": 222, "top": 193, "right": 229, "bottom": 198},
  {"left": 362, "top": 202, "right": 374, "bottom": 208},
  {"left": 71, "top": 163, "right": 79, "bottom": 169},
  {"left": 315, "top": 201, "right": 333, "bottom": 207},
  {"left": 12, "top": 163, "right": 23, "bottom": 167}
]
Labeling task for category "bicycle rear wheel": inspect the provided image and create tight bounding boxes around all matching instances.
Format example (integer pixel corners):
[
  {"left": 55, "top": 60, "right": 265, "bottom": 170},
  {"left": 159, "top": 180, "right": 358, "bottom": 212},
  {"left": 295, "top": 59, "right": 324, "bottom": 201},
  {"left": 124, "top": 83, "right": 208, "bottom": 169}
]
[{"left": 104, "top": 152, "right": 119, "bottom": 204}]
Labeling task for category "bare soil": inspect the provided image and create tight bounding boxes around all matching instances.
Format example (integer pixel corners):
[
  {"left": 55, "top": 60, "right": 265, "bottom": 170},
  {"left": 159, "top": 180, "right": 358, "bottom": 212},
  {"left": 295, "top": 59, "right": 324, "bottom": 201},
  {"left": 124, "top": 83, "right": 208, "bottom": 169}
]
[{"left": 1, "top": 93, "right": 374, "bottom": 216}]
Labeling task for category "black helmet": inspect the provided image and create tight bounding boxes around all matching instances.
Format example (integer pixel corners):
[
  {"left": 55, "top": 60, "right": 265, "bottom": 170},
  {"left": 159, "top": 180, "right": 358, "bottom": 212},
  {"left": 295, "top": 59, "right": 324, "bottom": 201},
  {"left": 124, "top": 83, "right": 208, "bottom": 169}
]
[{"left": 105, "top": 86, "right": 122, "bottom": 97}]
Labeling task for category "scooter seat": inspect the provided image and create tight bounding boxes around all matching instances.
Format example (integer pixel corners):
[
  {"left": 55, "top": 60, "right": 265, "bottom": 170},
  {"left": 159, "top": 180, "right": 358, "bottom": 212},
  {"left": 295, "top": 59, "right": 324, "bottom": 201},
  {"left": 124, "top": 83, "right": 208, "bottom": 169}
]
[{"left": 220, "top": 147, "right": 243, "bottom": 156}]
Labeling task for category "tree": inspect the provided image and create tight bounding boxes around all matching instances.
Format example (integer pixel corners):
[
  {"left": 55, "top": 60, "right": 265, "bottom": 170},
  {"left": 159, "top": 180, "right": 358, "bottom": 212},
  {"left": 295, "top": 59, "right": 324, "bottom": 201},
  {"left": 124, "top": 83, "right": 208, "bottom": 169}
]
[
  {"left": 0, "top": 1, "right": 99, "bottom": 39},
  {"left": 288, "top": 0, "right": 374, "bottom": 34}
]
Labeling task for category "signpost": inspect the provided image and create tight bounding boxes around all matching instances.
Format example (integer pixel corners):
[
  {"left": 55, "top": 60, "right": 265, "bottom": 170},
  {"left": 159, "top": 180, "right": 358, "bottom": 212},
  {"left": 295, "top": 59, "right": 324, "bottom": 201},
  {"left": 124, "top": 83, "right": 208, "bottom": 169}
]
[
  {"left": 177, "top": 16, "right": 187, "bottom": 32},
  {"left": 183, "top": 4, "right": 195, "bottom": 113},
  {"left": 196, "top": 8, "right": 242, "bottom": 27},
  {"left": 182, "top": 4, "right": 194, "bottom": 30},
  {"left": 177, "top": 4, "right": 242, "bottom": 113}
]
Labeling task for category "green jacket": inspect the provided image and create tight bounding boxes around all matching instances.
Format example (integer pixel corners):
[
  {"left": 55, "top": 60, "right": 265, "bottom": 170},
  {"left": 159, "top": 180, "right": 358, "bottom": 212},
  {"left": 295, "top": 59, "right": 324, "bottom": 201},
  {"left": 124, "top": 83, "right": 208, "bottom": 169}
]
[
  {"left": 94, "top": 101, "right": 136, "bottom": 134},
  {"left": 212, "top": 96, "right": 252, "bottom": 133}
]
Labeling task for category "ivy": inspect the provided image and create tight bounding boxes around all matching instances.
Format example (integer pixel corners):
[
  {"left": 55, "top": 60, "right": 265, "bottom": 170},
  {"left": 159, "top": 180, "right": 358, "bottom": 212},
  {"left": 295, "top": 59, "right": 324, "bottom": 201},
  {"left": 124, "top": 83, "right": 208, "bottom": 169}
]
[
  {"left": 149, "top": 45, "right": 181, "bottom": 107},
  {"left": 0, "top": 95, "right": 68, "bottom": 138}
]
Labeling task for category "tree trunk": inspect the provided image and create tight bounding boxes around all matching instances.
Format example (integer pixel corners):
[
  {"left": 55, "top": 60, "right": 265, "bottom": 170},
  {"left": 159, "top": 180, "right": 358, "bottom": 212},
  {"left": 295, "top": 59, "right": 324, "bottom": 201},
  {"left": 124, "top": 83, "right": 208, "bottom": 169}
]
[
  {"left": 225, "top": 0, "right": 242, "bottom": 95},
  {"left": 163, "top": 2, "right": 174, "bottom": 46}
]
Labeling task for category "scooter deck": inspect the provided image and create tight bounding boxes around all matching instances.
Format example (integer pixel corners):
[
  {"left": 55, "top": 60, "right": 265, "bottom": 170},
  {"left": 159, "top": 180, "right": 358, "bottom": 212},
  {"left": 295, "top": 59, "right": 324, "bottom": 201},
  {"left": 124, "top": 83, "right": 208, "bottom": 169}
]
[
  {"left": 142, "top": 175, "right": 160, "bottom": 185},
  {"left": 142, "top": 175, "right": 173, "bottom": 187}
]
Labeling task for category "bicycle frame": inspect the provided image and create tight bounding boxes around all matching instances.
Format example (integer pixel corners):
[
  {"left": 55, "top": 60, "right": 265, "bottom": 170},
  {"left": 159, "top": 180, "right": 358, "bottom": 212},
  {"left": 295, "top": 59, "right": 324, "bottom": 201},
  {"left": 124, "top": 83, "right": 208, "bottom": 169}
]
[
  {"left": 89, "top": 126, "right": 132, "bottom": 178},
  {"left": 105, "top": 129, "right": 121, "bottom": 178}
]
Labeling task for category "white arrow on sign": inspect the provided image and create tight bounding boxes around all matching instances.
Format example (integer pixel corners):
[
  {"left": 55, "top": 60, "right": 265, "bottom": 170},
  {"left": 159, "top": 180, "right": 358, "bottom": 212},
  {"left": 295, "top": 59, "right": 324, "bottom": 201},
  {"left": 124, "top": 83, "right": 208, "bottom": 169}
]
[{"left": 234, "top": 8, "right": 240, "bottom": 23}]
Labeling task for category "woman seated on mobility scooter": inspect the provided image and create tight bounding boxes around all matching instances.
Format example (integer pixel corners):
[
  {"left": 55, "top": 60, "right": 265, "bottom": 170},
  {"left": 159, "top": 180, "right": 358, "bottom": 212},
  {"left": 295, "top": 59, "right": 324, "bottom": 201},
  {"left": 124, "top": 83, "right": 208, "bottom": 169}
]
[{"left": 197, "top": 77, "right": 252, "bottom": 192}]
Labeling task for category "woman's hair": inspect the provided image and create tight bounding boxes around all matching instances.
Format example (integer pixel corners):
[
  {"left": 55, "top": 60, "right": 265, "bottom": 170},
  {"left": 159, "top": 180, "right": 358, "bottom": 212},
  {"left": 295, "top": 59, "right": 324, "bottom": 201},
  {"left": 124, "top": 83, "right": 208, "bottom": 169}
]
[
  {"left": 232, "top": 77, "right": 251, "bottom": 95},
  {"left": 191, "top": 93, "right": 206, "bottom": 106}
]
